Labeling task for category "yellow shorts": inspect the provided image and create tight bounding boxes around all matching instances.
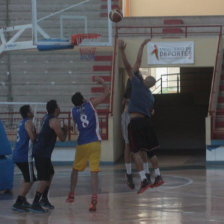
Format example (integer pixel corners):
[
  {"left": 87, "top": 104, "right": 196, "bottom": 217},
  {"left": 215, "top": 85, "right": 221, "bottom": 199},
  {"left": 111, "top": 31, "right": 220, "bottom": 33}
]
[{"left": 73, "top": 141, "right": 101, "bottom": 172}]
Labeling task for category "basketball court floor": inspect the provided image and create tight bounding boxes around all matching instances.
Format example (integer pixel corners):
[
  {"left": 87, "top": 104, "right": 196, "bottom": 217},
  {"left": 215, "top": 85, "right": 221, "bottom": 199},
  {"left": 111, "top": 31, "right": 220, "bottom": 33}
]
[{"left": 0, "top": 154, "right": 224, "bottom": 224}]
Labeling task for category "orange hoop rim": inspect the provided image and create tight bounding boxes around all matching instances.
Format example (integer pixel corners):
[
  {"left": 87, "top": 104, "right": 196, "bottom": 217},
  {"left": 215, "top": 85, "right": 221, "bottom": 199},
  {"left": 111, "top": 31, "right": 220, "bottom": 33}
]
[{"left": 72, "top": 33, "right": 101, "bottom": 46}]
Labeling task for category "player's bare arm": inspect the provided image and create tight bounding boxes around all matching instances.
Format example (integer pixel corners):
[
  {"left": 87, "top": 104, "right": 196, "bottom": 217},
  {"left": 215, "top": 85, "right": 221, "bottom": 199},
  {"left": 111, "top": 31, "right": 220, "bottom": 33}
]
[
  {"left": 133, "top": 38, "right": 151, "bottom": 73},
  {"left": 50, "top": 118, "right": 68, "bottom": 141},
  {"left": 118, "top": 40, "right": 133, "bottom": 79},
  {"left": 73, "top": 120, "right": 78, "bottom": 135},
  {"left": 25, "top": 119, "right": 36, "bottom": 142},
  {"left": 90, "top": 77, "right": 110, "bottom": 107}
]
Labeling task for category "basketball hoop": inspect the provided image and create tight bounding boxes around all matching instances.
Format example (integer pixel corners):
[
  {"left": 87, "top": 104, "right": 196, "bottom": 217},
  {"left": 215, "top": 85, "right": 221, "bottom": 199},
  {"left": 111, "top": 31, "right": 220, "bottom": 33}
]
[
  {"left": 71, "top": 33, "right": 101, "bottom": 46},
  {"left": 79, "top": 47, "right": 96, "bottom": 61}
]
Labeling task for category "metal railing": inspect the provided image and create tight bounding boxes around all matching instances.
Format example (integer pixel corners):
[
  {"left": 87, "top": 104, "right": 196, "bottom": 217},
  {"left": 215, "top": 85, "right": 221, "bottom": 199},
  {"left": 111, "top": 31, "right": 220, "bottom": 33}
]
[
  {"left": 116, "top": 25, "right": 223, "bottom": 38},
  {"left": 208, "top": 35, "right": 223, "bottom": 139},
  {"left": 152, "top": 73, "right": 180, "bottom": 94},
  {"left": 0, "top": 110, "right": 109, "bottom": 143}
]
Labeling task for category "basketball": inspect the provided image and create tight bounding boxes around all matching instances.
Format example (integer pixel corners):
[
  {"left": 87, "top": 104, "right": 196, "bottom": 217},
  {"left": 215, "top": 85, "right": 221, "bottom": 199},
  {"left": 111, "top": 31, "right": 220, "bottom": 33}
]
[{"left": 109, "top": 9, "right": 123, "bottom": 23}]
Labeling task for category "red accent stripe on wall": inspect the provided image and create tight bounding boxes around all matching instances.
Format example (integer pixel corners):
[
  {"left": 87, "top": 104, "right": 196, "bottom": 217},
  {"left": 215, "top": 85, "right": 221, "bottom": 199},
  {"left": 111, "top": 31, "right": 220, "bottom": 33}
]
[
  {"left": 163, "top": 19, "right": 183, "bottom": 25},
  {"left": 94, "top": 56, "right": 113, "bottom": 61},
  {"left": 100, "top": 13, "right": 108, "bottom": 17},
  {"left": 93, "top": 66, "right": 112, "bottom": 71},
  {"left": 214, "top": 132, "right": 224, "bottom": 139},
  {"left": 100, "top": 122, "right": 108, "bottom": 128},
  {"left": 162, "top": 28, "right": 183, "bottom": 34},
  {"left": 103, "top": 98, "right": 110, "bottom": 104},
  {"left": 217, "top": 108, "right": 224, "bottom": 115},
  {"left": 218, "top": 96, "right": 224, "bottom": 103},
  {"left": 216, "top": 121, "right": 224, "bottom": 128},
  {"left": 92, "top": 76, "right": 111, "bottom": 82},
  {"left": 97, "top": 109, "right": 109, "bottom": 114},
  {"left": 91, "top": 87, "right": 105, "bottom": 93}
]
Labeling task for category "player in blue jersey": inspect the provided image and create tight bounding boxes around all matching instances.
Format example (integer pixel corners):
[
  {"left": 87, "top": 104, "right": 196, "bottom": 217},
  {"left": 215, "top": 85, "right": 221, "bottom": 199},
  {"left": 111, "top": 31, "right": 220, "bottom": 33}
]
[
  {"left": 12, "top": 105, "right": 36, "bottom": 212},
  {"left": 119, "top": 39, "right": 163, "bottom": 194},
  {"left": 30, "top": 100, "right": 68, "bottom": 213},
  {"left": 66, "top": 77, "right": 110, "bottom": 212},
  {"left": 121, "top": 41, "right": 164, "bottom": 190}
]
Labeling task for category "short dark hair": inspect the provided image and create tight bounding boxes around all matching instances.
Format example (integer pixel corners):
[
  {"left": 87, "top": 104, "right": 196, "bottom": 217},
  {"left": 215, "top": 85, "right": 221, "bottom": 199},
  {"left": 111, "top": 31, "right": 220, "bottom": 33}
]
[
  {"left": 71, "top": 92, "right": 84, "bottom": 106},
  {"left": 46, "top": 100, "right": 58, "bottom": 114},
  {"left": 20, "top": 105, "right": 31, "bottom": 119}
]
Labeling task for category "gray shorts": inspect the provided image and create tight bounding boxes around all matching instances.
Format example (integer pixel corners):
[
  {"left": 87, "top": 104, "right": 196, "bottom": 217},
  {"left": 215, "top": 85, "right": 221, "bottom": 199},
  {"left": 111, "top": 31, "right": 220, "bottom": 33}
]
[{"left": 121, "top": 111, "right": 130, "bottom": 144}]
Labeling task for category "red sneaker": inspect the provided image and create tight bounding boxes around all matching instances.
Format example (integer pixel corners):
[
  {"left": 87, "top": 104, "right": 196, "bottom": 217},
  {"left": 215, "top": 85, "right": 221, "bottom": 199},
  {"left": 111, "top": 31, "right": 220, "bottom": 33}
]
[
  {"left": 153, "top": 176, "right": 164, "bottom": 187},
  {"left": 66, "top": 192, "right": 75, "bottom": 203},
  {"left": 137, "top": 179, "right": 152, "bottom": 194},
  {"left": 89, "top": 195, "right": 97, "bottom": 212}
]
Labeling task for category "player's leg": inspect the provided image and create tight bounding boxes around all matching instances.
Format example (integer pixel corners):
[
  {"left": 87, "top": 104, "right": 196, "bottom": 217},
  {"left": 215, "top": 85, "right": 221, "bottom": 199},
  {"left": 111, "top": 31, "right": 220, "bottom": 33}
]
[
  {"left": 39, "top": 163, "right": 55, "bottom": 209},
  {"left": 132, "top": 151, "right": 151, "bottom": 194},
  {"left": 122, "top": 111, "right": 135, "bottom": 189},
  {"left": 145, "top": 118, "right": 164, "bottom": 187},
  {"left": 12, "top": 162, "right": 35, "bottom": 212},
  {"left": 128, "top": 118, "right": 152, "bottom": 194},
  {"left": 66, "top": 169, "right": 78, "bottom": 202},
  {"left": 150, "top": 154, "right": 164, "bottom": 187},
  {"left": 66, "top": 144, "right": 88, "bottom": 203},
  {"left": 88, "top": 141, "right": 101, "bottom": 211},
  {"left": 140, "top": 151, "right": 152, "bottom": 185},
  {"left": 124, "top": 143, "right": 135, "bottom": 189},
  {"left": 30, "top": 156, "right": 52, "bottom": 213},
  {"left": 89, "top": 171, "right": 98, "bottom": 211}
]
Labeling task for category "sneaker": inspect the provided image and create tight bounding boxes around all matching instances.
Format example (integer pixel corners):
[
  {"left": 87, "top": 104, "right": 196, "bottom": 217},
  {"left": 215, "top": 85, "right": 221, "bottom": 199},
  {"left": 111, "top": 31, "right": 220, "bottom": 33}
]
[
  {"left": 30, "top": 203, "right": 48, "bottom": 214},
  {"left": 145, "top": 173, "right": 152, "bottom": 187},
  {"left": 66, "top": 192, "right": 75, "bottom": 203},
  {"left": 12, "top": 202, "right": 29, "bottom": 212},
  {"left": 126, "top": 174, "right": 135, "bottom": 189},
  {"left": 137, "top": 179, "right": 152, "bottom": 194},
  {"left": 22, "top": 198, "right": 31, "bottom": 208},
  {"left": 153, "top": 176, "right": 164, "bottom": 187},
  {"left": 89, "top": 198, "right": 97, "bottom": 212},
  {"left": 40, "top": 198, "right": 55, "bottom": 209}
]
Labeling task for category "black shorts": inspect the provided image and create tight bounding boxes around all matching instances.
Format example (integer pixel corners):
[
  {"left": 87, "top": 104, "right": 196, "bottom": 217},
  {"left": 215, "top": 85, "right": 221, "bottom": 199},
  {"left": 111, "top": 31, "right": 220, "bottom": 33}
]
[
  {"left": 128, "top": 116, "right": 160, "bottom": 154},
  {"left": 34, "top": 156, "right": 54, "bottom": 181},
  {"left": 16, "top": 162, "right": 36, "bottom": 183}
]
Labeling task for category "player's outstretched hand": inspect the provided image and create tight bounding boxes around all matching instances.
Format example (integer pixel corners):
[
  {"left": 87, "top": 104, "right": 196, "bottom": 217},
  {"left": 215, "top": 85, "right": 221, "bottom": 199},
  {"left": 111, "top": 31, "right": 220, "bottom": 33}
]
[
  {"left": 118, "top": 40, "right": 126, "bottom": 50},
  {"left": 95, "top": 76, "right": 105, "bottom": 84}
]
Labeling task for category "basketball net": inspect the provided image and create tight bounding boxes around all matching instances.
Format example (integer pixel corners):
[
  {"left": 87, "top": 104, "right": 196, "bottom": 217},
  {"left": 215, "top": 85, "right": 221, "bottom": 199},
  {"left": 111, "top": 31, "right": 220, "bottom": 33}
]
[{"left": 79, "top": 47, "right": 96, "bottom": 61}]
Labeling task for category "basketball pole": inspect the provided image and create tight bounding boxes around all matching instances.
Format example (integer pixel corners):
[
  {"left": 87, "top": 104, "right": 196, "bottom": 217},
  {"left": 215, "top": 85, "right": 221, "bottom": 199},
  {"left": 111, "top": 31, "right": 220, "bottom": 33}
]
[
  {"left": 32, "top": 0, "right": 38, "bottom": 45},
  {"left": 108, "top": 0, "right": 113, "bottom": 46}
]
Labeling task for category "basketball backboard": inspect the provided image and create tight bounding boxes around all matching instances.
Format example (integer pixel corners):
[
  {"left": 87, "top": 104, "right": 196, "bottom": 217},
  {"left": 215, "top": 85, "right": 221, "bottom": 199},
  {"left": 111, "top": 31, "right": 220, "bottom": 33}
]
[{"left": 32, "top": 0, "right": 113, "bottom": 47}]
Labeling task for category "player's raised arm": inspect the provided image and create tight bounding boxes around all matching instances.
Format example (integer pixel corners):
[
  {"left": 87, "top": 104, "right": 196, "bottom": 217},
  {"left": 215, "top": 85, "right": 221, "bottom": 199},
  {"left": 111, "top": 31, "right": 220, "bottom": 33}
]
[
  {"left": 133, "top": 38, "right": 151, "bottom": 73},
  {"left": 25, "top": 119, "right": 36, "bottom": 142},
  {"left": 118, "top": 40, "right": 133, "bottom": 80},
  {"left": 90, "top": 77, "right": 110, "bottom": 108},
  {"left": 50, "top": 118, "right": 68, "bottom": 142}
]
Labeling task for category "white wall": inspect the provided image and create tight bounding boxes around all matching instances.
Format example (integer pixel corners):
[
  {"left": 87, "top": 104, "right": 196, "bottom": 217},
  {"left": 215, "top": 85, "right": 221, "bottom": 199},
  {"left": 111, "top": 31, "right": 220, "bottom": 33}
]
[{"left": 128, "top": 0, "right": 224, "bottom": 17}]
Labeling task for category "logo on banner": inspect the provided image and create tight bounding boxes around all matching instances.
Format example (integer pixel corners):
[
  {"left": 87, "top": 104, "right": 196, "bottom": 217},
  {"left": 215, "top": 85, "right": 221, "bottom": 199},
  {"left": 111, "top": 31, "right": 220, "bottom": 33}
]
[{"left": 151, "top": 45, "right": 159, "bottom": 60}]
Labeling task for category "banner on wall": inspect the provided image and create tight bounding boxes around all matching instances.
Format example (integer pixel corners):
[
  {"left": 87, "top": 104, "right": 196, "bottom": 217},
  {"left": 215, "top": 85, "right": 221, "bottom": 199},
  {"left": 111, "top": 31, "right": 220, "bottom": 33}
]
[{"left": 147, "top": 41, "right": 194, "bottom": 65}]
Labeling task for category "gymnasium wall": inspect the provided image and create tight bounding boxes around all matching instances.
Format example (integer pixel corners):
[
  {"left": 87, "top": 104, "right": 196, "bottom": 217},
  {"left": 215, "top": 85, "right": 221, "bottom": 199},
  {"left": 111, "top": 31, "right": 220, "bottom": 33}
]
[
  {"left": 127, "top": 0, "right": 224, "bottom": 17},
  {"left": 118, "top": 37, "right": 219, "bottom": 69}
]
